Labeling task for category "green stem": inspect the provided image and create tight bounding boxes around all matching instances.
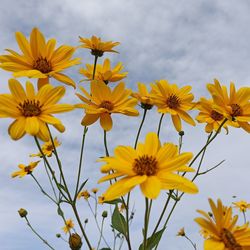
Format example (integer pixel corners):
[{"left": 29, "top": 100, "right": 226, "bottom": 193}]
[
  {"left": 143, "top": 198, "right": 149, "bottom": 250},
  {"left": 97, "top": 217, "right": 105, "bottom": 250},
  {"left": 31, "top": 174, "right": 57, "bottom": 204},
  {"left": 74, "top": 127, "right": 88, "bottom": 200},
  {"left": 157, "top": 114, "right": 164, "bottom": 137},
  {"left": 125, "top": 193, "right": 132, "bottom": 250},
  {"left": 104, "top": 130, "right": 110, "bottom": 156},
  {"left": 184, "top": 235, "right": 197, "bottom": 250},
  {"left": 92, "top": 55, "right": 98, "bottom": 80},
  {"left": 243, "top": 211, "right": 247, "bottom": 224},
  {"left": 134, "top": 109, "right": 147, "bottom": 148},
  {"left": 24, "top": 216, "right": 55, "bottom": 250}
]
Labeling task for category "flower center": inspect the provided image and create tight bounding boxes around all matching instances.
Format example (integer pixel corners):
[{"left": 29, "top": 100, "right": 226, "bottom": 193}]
[
  {"left": 166, "top": 94, "right": 180, "bottom": 109},
  {"left": 24, "top": 166, "right": 32, "bottom": 174},
  {"left": 91, "top": 49, "right": 104, "bottom": 57},
  {"left": 33, "top": 57, "right": 52, "bottom": 73},
  {"left": 221, "top": 228, "right": 242, "bottom": 250},
  {"left": 99, "top": 101, "right": 114, "bottom": 111},
  {"left": 18, "top": 100, "right": 42, "bottom": 117},
  {"left": 133, "top": 155, "right": 158, "bottom": 176},
  {"left": 230, "top": 104, "right": 242, "bottom": 117},
  {"left": 210, "top": 110, "right": 224, "bottom": 121}
]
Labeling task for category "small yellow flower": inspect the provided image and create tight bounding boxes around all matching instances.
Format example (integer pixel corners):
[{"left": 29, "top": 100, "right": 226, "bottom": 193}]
[
  {"left": 98, "top": 196, "right": 105, "bottom": 204},
  {"left": 195, "top": 198, "right": 250, "bottom": 250},
  {"left": 150, "top": 80, "right": 196, "bottom": 132},
  {"left": 0, "top": 79, "right": 74, "bottom": 141},
  {"left": 79, "top": 58, "right": 127, "bottom": 84},
  {"left": 98, "top": 132, "right": 198, "bottom": 201},
  {"left": 196, "top": 98, "right": 228, "bottom": 133},
  {"left": 75, "top": 80, "right": 139, "bottom": 131},
  {"left": 207, "top": 79, "right": 250, "bottom": 133},
  {"left": 11, "top": 161, "right": 40, "bottom": 178},
  {"left": 91, "top": 188, "right": 99, "bottom": 194},
  {"left": 62, "top": 219, "right": 74, "bottom": 234},
  {"left": 79, "top": 35, "right": 120, "bottom": 57},
  {"left": 77, "top": 190, "right": 90, "bottom": 200},
  {"left": 233, "top": 200, "right": 250, "bottom": 213},
  {"left": 177, "top": 227, "right": 185, "bottom": 237},
  {"left": 30, "top": 137, "right": 61, "bottom": 157},
  {"left": 131, "top": 82, "right": 154, "bottom": 110},
  {"left": 119, "top": 203, "right": 126, "bottom": 213},
  {"left": 0, "top": 27, "right": 80, "bottom": 88}
]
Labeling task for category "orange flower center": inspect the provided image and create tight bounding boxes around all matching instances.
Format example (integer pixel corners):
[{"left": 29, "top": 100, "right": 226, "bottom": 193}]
[
  {"left": 24, "top": 166, "right": 32, "bottom": 174},
  {"left": 133, "top": 155, "right": 158, "bottom": 176},
  {"left": 230, "top": 104, "right": 242, "bottom": 117},
  {"left": 221, "top": 228, "right": 242, "bottom": 250},
  {"left": 210, "top": 110, "right": 224, "bottom": 121},
  {"left": 18, "top": 100, "right": 42, "bottom": 117},
  {"left": 99, "top": 101, "right": 114, "bottom": 111},
  {"left": 33, "top": 57, "right": 52, "bottom": 73},
  {"left": 166, "top": 94, "right": 180, "bottom": 109},
  {"left": 91, "top": 49, "right": 104, "bottom": 57}
]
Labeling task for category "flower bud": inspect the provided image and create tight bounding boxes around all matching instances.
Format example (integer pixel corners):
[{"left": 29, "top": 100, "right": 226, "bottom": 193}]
[
  {"left": 18, "top": 208, "right": 28, "bottom": 218},
  {"left": 56, "top": 234, "right": 61, "bottom": 238},
  {"left": 102, "top": 211, "right": 108, "bottom": 218},
  {"left": 69, "top": 233, "right": 82, "bottom": 250},
  {"left": 179, "top": 131, "right": 184, "bottom": 136}
]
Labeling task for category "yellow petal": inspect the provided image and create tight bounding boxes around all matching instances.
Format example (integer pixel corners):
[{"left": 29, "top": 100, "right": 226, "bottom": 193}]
[
  {"left": 8, "top": 118, "right": 26, "bottom": 140},
  {"left": 204, "top": 239, "right": 224, "bottom": 250},
  {"left": 25, "top": 117, "right": 40, "bottom": 135},
  {"left": 171, "top": 115, "right": 182, "bottom": 132},
  {"left": 124, "top": 175, "right": 147, "bottom": 189},
  {"left": 15, "top": 31, "right": 33, "bottom": 61},
  {"left": 143, "top": 132, "right": 160, "bottom": 156},
  {"left": 53, "top": 73, "right": 76, "bottom": 88},
  {"left": 81, "top": 114, "right": 99, "bottom": 126},
  {"left": 8, "top": 79, "right": 26, "bottom": 103},
  {"left": 100, "top": 113, "right": 113, "bottom": 131},
  {"left": 37, "top": 78, "right": 49, "bottom": 90},
  {"left": 140, "top": 176, "right": 161, "bottom": 199}
]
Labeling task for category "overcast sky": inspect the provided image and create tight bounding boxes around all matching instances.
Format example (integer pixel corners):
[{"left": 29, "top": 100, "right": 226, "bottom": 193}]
[{"left": 0, "top": 0, "right": 250, "bottom": 249}]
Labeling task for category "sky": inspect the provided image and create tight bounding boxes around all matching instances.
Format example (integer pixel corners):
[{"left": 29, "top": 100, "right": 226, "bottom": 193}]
[{"left": 0, "top": 0, "right": 250, "bottom": 249}]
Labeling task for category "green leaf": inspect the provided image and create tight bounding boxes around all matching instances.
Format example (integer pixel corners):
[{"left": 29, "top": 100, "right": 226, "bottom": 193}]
[
  {"left": 77, "top": 179, "right": 88, "bottom": 193},
  {"left": 139, "top": 228, "right": 166, "bottom": 250},
  {"left": 57, "top": 207, "right": 64, "bottom": 217},
  {"left": 111, "top": 205, "right": 127, "bottom": 236},
  {"left": 104, "top": 198, "right": 123, "bottom": 205}
]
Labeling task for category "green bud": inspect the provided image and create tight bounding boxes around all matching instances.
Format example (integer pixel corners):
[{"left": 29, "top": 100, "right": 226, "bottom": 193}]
[
  {"left": 56, "top": 234, "right": 61, "bottom": 238},
  {"left": 69, "top": 233, "right": 82, "bottom": 250},
  {"left": 102, "top": 211, "right": 108, "bottom": 218},
  {"left": 178, "top": 131, "right": 184, "bottom": 136}
]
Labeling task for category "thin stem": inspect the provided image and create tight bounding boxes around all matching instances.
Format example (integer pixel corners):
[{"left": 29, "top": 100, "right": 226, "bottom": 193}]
[
  {"left": 97, "top": 218, "right": 105, "bottom": 250},
  {"left": 134, "top": 109, "right": 147, "bottom": 148},
  {"left": 24, "top": 216, "right": 55, "bottom": 250},
  {"left": 104, "top": 130, "right": 110, "bottom": 156},
  {"left": 243, "top": 211, "right": 247, "bottom": 224},
  {"left": 31, "top": 174, "right": 57, "bottom": 204},
  {"left": 92, "top": 55, "right": 98, "bottom": 80},
  {"left": 74, "top": 127, "right": 88, "bottom": 200},
  {"left": 125, "top": 193, "right": 132, "bottom": 250},
  {"left": 157, "top": 114, "right": 164, "bottom": 137},
  {"left": 143, "top": 198, "right": 149, "bottom": 250},
  {"left": 184, "top": 235, "right": 197, "bottom": 250}
]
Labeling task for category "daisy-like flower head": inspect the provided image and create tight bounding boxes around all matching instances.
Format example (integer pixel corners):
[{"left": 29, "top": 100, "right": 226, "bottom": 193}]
[
  {"left": 150, "top": 80, "right": 196, "bottom": 132},
  {"left": 0, "top": 79, "right": 74, "bottom": 141},
  {"left": 79, "top": 58, "right": 127, "bottom": 84},
  {"left": 207, "top": 79, "right": 250, "bottom": 133},
  {"left": 75, "top": 80, "right": 139, "bottom": 131},
  {"left": 195, "top": 198, "right": 250, "bottom": 250},
  {"left": 0, "top": 27, "right": 80, "bottom": 88},
  {"left": 131, "top": 82, "right": 154, "bottom": 110},
  {"left": 77, "top": 190, "right": 90, "bottom": 200},
  {"left": 91, "top": 188, "right": 99, "bottom": 194},
  {"left": 11, "top": 161, "right": 40, "bottom": 178},
  {"left": 62, "top": 219, "right": 74, "bottom": 234},
  {"left": 177, "top": 227, "right": 186, "bottom": 237},
  {"left": 196, "top": 97, "right": 228, "bottom": 133},
  {"left": 79, "top": 35, "right": 120, "bottom": 57},
  {"left": 98, "top": 132, "right": 198, "bottom": 201},
  {"left": 30, "top": 137, "right": 61, "bottom": 157},
  {"left": 233, "top": 200, "right": 250, "bottom": 213}
]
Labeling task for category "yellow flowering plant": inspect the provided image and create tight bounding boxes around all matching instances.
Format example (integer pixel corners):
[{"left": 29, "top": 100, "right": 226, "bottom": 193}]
[{"left": 1, "top": 27, "right": 250, "bottom": 250}]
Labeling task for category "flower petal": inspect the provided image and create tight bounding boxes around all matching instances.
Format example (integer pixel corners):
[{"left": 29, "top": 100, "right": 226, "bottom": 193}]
[{"left": 140, "top": 176, "right": 161, "bottom": 199}]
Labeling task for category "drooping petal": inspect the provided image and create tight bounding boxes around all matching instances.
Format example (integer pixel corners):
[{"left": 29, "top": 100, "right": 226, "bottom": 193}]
[
  {"left": 8, "top": 118, "right": 26, "bottom": 140},
  {"left": 25, "top": 117, "right": 40, "bottom": 135},
  {"left": 100, "top": 113, "right": 113, "bottom": 131},
  {"left": 140, "top": 176, "right": 161, "bottom": 199}
]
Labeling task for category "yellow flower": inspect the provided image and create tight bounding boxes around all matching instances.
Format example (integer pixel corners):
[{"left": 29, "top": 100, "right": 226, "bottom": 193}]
[
  {"left": 79, "top": 35, "right": 120, "bottom": 57},
  {"left": 30, "top": 137, "right": 61, "bottom": 157},
  {"left": 207, "top": 79, "right": 250, "bottom": 133},
  {"left": 62, "top": 219, "right": 74, "bottom": 234},
  {"left": 75, "top": 80, "right": 139, "bottom": 131},
  {"left": 0, "top": 79, "right": 74, "bottom": 141},
  {"left": 233, "top": 200, "right": 250, "bottom": 213},
  {"left": 177, "top": 227, "right": 186, "bottom": 237},
  {"left": 98, "top": 132, "right": 198, "bottom": 201},
  {"left": 195, "top": 198, "right": 250, "bottom": 250},
  {"left": 0, "top": 27, "right": 80, "bottom": 88},
  {"left": 79, "top": 58, "right": 127, "bottom": 84},
  {"left": 131, "top": 82, "right": 154, "bottom": 110},
  {"left": 91, "top": 188, "right": 99, "bottom": 194},
  {"left": 150, "top": 80, "right": 196, "bottom": 131},
  {"left": 77, "top": 190, "right": 90, "bottom": 200},
  {"left": 196, "top": 98, "right": 228, "bottom": 133},
  {"left": 11, "top": 161, "right": 40, "bottom": 178}
]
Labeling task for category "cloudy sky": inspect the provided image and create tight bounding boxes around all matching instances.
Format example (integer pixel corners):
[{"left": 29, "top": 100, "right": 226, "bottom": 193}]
[{"left": 0, "top": 0, "right": 250, "bottom": 249}]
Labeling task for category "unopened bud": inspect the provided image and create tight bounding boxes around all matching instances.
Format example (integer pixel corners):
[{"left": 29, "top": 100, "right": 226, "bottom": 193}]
[
  {"left": 102, "top": 211, "right": 108, "bottom": 218},
  {"left": 179, "top": 131, "right": 184, "bottom": 136},
  {"left": 84, "top": 218, "right": 88, "bottom": 224},
  {"left": 56, "top": 234, "right": 61, "bottom": 238},
  {"left": 18, "top": 208, "right": 28, "bottom": 218},
  {"left": 69, "top": 233, "right": 82, "bottom": 250}
]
